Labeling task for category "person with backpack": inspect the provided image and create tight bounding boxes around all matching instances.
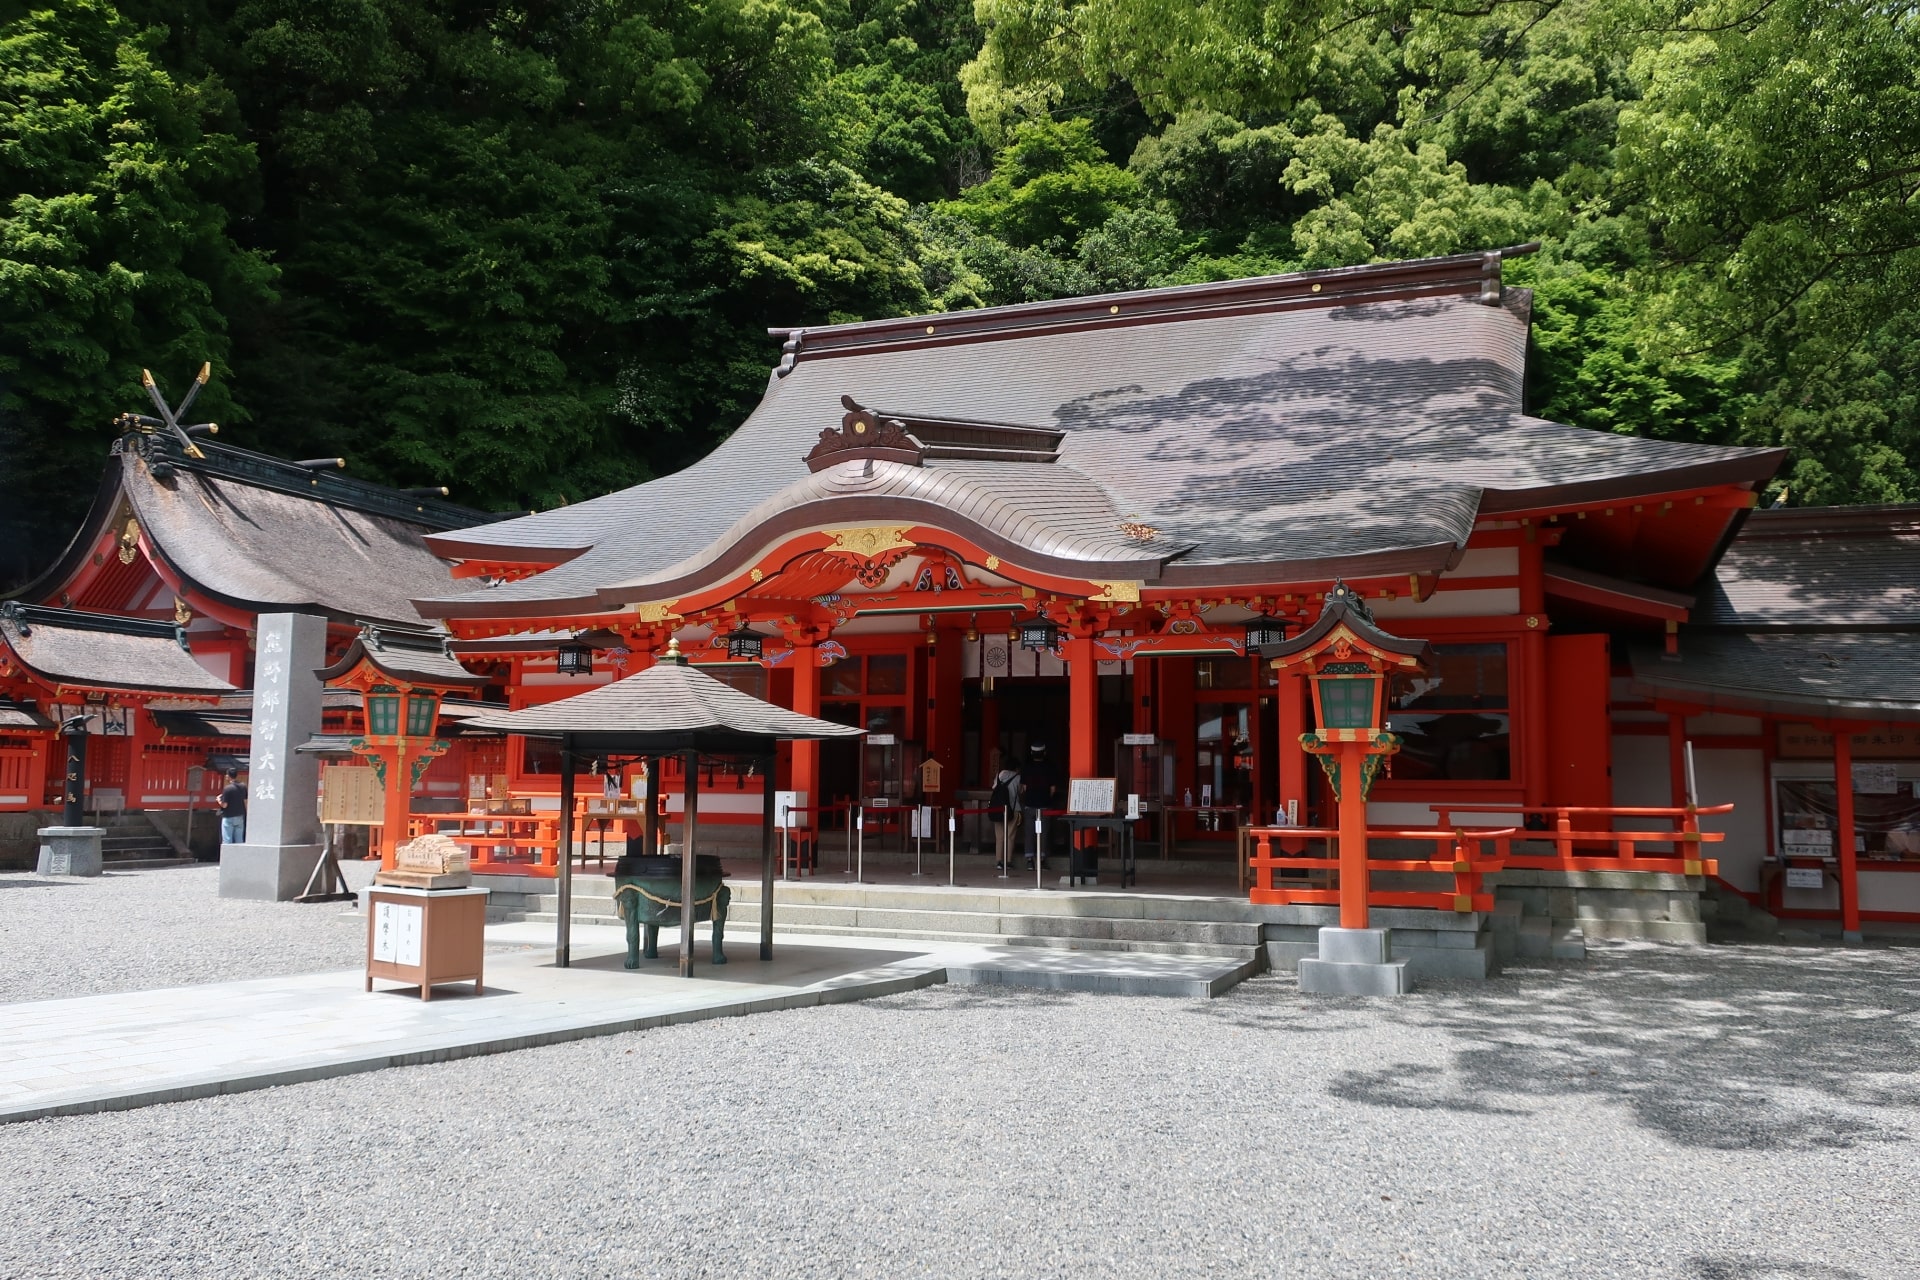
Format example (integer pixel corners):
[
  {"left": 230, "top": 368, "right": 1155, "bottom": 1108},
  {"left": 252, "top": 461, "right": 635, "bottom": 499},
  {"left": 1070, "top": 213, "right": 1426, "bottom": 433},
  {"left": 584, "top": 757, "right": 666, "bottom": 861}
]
[
  {"left": 989, "top": 755, "right": 1024, "bottom": 872},
  {"left": 1021, "top": 742, "right": 1060, "bottom": 871}
]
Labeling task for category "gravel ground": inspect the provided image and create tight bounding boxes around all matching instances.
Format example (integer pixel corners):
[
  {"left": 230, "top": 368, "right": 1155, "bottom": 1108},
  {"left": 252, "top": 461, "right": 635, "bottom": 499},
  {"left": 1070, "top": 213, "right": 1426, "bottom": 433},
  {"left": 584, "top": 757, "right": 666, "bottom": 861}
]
[
  {"left": 2, "top": 934, "right": 1916, "bottom": 1278},
  {"left": 0, "top": 863, "right": 377, "bottom": 1002}
]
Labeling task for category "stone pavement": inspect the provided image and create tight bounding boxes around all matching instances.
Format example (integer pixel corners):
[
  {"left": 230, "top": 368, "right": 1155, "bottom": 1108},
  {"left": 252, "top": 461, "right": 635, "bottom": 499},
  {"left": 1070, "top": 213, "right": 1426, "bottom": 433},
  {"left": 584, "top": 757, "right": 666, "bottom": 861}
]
[{"left": 0, "top": 921, "right": 1255, "bottom": 1125}]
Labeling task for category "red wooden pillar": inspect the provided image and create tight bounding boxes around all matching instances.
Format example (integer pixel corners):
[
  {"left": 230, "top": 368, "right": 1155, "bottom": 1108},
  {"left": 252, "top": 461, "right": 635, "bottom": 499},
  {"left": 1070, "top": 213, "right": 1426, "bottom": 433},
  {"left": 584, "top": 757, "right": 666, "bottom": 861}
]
[
  {"left": 1067, "top": 635, "right": 1097, "bottom": 782},
  {"left": 1519, "top": 533, "right": 1550, "bottom": 809},
  {"left": 1277, "top": 669, "right": 1308, "bottom": 845},
  {"left": 791, "top": 640, "right": 820, "bottom": 814},
  {"left": 379, "top": 743, "right": 408, "bottom": 870},
  {"left": 931, "top": 626, "right": 964, "bottom": 792},
  {"left": 1338, "top": 738, "right": 1369, "bottom": 929},
  {"left": 1834, "top": 725, "right": 1861, "bottom": 938},
  {"left": 1667, "top": 711, "right": 1690, "bottom": 808}
]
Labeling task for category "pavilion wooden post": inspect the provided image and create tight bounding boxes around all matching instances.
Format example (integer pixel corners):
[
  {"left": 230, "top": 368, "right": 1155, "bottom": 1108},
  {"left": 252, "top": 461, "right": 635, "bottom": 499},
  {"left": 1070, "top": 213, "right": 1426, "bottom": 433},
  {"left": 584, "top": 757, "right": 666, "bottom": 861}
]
[
  {"left": 644, "top": 755, "right": 660, "bottom": 853},
  {"left": 1337, "top": 738, "right": 1370, "bottom": 929},
  {"left": 1833, "top": 725, "right": 1860, "bottom": 940},
  {"left": 379, "top": 741, "right": 409, "bottom": 869},
  {"left": 557, "top": 736, "right": 574, "bottom": 968},
  {"left": 681, "top": 750, "right": 699, "bottom": 977},
  {"left": 760, "top": 752, "right": 776, "bottom": 961}
]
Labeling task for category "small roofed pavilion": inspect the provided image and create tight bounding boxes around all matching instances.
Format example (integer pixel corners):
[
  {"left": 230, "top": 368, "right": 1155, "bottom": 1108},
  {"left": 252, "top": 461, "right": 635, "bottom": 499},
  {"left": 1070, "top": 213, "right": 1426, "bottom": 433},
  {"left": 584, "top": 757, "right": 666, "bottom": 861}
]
[{"left": 466, "top": 639, "right": 864, "bottom": 974}]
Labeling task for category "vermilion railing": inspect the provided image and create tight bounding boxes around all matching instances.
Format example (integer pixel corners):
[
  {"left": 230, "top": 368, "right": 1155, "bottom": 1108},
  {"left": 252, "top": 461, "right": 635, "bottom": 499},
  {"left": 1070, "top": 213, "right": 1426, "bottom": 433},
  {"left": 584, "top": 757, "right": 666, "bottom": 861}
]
[
  {"left": 1245, "top": 826, "right": 1513, "bottom": 912},
  {"left": 1429, "top": 803, "right": 1728, "bottom": 876}
]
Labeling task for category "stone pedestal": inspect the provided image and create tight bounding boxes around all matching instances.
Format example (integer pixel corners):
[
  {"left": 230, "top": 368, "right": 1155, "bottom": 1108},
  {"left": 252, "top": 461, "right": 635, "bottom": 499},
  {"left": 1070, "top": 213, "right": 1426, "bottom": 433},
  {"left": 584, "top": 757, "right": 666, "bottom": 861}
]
[
  {"left": 219, "top": 843, "right": 325, "bottom": 901},
  {"left": 1297, "top": 926, "right": 1412, "bottom": 996},
  {"left": 36, "top": 826, "right": 104, "bottom": 877}
]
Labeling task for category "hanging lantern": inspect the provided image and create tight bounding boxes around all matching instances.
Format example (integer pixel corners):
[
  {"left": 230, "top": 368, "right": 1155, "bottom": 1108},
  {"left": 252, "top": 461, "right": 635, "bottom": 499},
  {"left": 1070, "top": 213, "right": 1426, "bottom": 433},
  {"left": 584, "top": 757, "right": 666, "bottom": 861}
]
[
  {"left": 1244, "top": 614, "right": 1289, "bottom": 652},
  {"left": 726, "top": 623, "right": 768, "bottom": 660},
  {"left": 1018, "top": 618, "right": 1059, "bottom": 652},
  {"left": 556, "top": 640, "right": 593, "bottom": 676}
]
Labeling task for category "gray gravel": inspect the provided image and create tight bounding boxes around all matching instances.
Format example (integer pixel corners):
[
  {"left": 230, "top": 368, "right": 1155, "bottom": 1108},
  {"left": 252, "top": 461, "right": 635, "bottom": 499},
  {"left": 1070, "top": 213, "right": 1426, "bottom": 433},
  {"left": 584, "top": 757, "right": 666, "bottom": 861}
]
[
  {"left": 0, "top": 863, "right": 376, "bottom": 1002},
  {"left": 2, "top": 938, "right": 1916, "bottom": 1278}
]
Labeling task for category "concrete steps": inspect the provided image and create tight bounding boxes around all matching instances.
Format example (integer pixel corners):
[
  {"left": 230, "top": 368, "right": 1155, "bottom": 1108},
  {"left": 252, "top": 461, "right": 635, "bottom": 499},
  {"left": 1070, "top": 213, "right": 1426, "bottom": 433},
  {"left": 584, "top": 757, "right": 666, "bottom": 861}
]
[{"left": 496, "top": 878, "right": 1265, "bottom": 964}]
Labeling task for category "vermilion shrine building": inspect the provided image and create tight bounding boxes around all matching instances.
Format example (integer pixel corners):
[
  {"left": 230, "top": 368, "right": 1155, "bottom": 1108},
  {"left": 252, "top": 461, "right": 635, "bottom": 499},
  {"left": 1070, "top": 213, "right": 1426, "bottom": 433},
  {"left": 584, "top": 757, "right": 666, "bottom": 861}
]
[{"left": 8, "top": 248, "right": 1918, "bottom": 935}]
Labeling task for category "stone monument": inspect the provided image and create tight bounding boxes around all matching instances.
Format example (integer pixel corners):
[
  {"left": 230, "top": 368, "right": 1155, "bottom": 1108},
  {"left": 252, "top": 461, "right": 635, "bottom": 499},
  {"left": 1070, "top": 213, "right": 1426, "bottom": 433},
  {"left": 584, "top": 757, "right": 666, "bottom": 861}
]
[{"left": 219, "top": 612, "right": 327, "bottom": 900}]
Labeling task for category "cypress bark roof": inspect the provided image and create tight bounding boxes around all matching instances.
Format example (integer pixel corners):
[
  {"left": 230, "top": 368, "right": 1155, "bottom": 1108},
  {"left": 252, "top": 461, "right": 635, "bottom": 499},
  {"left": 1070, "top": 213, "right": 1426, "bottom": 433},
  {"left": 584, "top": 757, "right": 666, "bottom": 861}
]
[
  {"left": 0, "top": 603, "right": 233, "bottom": 696},
  {"left": 421, "top": 250, "right": 1783, "bottom": 620},
  {"left": 20, "top": 431, "right": 492, "bottom": 627}
]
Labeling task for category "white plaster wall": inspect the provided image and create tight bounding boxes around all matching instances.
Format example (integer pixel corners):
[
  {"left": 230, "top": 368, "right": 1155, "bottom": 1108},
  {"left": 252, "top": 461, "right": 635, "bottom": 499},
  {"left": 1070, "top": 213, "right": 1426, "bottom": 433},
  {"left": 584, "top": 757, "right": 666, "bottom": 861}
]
[
  {"left": 1694, "top": 748, "right": 1767, "bottom": 891},
  {"left": 1859, "top": 871, "right": 1920, "bottom": 915}
]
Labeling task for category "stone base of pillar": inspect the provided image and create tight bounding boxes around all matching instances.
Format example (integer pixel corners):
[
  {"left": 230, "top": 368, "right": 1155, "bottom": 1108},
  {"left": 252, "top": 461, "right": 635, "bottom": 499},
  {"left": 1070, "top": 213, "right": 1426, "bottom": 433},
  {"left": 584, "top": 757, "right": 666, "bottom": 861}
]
[
  {"left": 219, "top": 843, "right": 325, "bottom": 901},
  {"left": 1297, "top": 926, "right": 1412, "bottom": 996},
  {"left": 36, "top": 827, "right": 104, "bottom": 877}
]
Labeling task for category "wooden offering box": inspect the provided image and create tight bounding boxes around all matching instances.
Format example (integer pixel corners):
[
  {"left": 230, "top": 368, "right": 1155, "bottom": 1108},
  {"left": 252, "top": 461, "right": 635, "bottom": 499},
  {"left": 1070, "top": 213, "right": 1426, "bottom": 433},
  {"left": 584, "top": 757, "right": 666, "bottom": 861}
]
[{"left": 365, "top": 885, "right": 489, "bottom": 1000}]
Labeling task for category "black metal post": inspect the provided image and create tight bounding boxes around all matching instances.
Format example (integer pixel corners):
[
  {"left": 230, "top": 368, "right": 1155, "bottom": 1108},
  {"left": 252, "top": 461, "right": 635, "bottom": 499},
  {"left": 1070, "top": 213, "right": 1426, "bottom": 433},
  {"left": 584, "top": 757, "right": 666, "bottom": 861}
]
[
  {"left": 61, "top": 718, "right": 89, "bottom": 828},
  {"left": 557, "top": 736, "right": 575, "bottom": 968},
  {"left": 681, "top": 750, "right": 699, "bottom": 977},
  {"left": 760, "top": 752, "right": 776, "bottom": 961}
]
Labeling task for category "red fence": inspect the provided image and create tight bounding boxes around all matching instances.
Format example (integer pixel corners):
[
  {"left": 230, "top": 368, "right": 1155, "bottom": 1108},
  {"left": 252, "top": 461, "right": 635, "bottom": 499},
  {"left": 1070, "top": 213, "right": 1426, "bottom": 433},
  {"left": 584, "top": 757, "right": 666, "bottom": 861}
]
[
  {"left": 1244, "top": 826, "right": 1512, "bottom": 912},
  {"left": 1429, "top": 803, "right": 1728, "bottom": 876}
]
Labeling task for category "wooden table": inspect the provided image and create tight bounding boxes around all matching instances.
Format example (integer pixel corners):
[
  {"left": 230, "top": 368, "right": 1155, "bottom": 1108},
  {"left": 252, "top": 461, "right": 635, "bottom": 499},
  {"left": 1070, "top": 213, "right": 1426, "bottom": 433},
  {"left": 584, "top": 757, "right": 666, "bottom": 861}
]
[{"left": 365, "top": 885, "right": 490, "bottom": 1000}]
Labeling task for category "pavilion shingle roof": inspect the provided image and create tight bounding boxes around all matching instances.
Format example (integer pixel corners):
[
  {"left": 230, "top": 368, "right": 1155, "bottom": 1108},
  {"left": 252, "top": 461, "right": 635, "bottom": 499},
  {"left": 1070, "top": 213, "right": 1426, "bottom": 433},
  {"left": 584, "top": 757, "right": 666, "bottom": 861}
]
[
  {"left": 316, "top": 624, "right": 488, "bottom": 688},
  {"left": 465, "top": 651, "right": 866, "bottom": 747},
  {"left": 0, "top": 604, "right": 233, "bottom": 696},
  {"left": 421, "top": 251, "right": 1782, "bottom": 620}
]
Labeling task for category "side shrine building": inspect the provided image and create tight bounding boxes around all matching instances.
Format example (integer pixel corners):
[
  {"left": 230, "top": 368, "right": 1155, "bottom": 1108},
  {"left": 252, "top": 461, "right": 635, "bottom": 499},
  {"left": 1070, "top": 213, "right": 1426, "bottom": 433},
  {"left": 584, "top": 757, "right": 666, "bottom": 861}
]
[{"left": 10, "top": 248, "right": 1918, "bottom": 935}]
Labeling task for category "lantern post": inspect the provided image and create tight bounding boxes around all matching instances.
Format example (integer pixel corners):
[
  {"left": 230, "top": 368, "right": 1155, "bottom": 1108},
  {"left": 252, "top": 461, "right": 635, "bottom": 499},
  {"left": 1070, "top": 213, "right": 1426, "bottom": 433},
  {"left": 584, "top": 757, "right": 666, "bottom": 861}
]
[
  {"left": 1259, "top": 582, "right": 1432, "bottom": 994},
  {"left": 318, "top": 627, "right": 486, "bottom": 868}
]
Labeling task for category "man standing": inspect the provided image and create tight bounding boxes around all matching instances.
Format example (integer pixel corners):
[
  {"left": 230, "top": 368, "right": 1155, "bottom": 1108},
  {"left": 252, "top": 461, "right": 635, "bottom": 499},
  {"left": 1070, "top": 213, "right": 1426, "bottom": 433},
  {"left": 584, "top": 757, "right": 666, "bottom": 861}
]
[{"left": 218, "top": 769, "right": 247, "bottom": 846}]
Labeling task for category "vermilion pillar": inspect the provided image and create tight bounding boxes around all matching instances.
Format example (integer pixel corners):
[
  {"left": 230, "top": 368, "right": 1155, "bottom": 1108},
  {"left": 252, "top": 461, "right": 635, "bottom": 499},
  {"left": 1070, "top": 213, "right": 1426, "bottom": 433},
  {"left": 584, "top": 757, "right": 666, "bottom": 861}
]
[
  {"left": 1834, "top": 725, "right": 1860, "bottom": 938},
  {"left": 791, "top": 640, "right": 820, "bottom": 820},
  {"left": 1067, "top": 635, "right": 1097, "bottom": 781},
  {"left": 1519, "top": 533, "right": 1550, "bottom": 808},
  {"left": 1338, "top": 739, "right": 1369, "bottom": 929},
  {"left": 379, "top": 742, "right": 409, "bottom": 869},
  {"left": 1277, "top": 669, "right": 1308, "bottom": 831}
]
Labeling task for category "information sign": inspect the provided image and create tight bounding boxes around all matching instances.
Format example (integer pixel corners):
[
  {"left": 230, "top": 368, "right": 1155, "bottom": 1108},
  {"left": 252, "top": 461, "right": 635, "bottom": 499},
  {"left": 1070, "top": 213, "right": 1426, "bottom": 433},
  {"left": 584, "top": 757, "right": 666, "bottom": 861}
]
[
  {"left": 1068, "top": 777, "right": 1116, "bottom": 814},
  {"left": 1784, "top": 867, "right": 1825, "bottom": 890},
  {"left": 1853, "top": 763, "right": 1900, "bottom": 795}
]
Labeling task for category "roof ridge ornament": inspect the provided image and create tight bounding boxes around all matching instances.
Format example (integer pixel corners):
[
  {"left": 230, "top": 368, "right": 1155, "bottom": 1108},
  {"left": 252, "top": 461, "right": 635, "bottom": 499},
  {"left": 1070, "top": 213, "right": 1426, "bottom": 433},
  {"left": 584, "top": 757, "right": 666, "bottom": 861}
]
[{"left": 804, "top": 396, "right": 924, "bottom": 472}]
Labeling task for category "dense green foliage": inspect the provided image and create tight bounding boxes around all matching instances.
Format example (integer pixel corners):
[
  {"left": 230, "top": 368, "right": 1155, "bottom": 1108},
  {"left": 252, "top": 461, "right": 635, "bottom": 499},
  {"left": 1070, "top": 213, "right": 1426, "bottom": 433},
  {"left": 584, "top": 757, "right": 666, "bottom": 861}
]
[{"left": 3, "top": 0, "right": 1916, "bottom": 581}]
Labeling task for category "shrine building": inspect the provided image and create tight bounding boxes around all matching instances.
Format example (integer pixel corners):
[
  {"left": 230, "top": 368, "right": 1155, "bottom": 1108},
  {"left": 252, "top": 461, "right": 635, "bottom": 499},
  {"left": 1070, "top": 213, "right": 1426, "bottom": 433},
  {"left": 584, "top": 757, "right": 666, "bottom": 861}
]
[
  {"left": 403, "top": 248, "right": 1920, "bottom": 932},
  {"left": 0, "top": 416, "right": 502, "bottom": 861}
]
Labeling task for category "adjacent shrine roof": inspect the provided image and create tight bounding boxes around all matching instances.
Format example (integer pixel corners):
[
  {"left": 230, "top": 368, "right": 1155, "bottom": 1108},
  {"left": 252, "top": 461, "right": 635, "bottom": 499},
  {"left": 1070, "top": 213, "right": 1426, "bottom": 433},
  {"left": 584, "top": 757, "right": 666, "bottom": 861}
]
[
  {"left": 1636, "top": 504, "right": 1920, "bottom": 720},
  {"left": 0, "top": 603, "right": 234, "bottom": 696},
  {"left": 420, "top": 248, "right": 1784, "bottom": 621},
  {"left": 1697, "top": 505, "right": 1920, "bottom": 630},
  {"left": 21, "top": 428, "right": 492, "bottom": 627}
]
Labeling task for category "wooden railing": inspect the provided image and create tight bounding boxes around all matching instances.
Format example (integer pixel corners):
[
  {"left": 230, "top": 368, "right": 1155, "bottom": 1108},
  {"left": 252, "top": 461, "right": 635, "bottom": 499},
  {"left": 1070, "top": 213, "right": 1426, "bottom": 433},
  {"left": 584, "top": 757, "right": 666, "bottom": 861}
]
[
  {"left": 1245, "top": 826, "right": 1513, "bottom": 912},
  {"left": 1429, "top": 803, "right": 1728, "bottom": 876}
]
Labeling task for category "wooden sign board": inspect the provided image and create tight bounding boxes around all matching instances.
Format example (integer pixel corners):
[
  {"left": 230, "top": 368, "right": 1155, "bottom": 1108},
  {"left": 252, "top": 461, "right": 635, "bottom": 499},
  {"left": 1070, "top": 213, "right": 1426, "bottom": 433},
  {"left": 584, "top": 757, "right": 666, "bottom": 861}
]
[
  {"left": 320, "top": 764, "right": 384, "bottom": 826},
  {"left": 919, "top": 757, "right": 944, "bottom": 792},
  {"left": 1068, "top": 777, "right": 1117, "bottom": 815}
]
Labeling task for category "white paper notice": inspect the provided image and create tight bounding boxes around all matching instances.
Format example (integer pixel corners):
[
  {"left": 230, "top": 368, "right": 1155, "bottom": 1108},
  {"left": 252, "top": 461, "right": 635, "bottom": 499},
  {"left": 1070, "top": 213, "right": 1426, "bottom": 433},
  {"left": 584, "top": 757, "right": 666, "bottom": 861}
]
[{"left": 373, "top": 902, "right": 424, "bottom": 966}]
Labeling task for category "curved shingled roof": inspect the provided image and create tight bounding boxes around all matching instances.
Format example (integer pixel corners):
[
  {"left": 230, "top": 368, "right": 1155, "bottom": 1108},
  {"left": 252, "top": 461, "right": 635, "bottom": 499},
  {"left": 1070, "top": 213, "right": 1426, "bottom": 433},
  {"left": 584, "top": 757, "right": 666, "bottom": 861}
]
[
  {"left": 421, "top": 251, "right": 1783, "bottom": 620},
  {"left": 0, "top": 604, "right": 233, "bottom": 696}
]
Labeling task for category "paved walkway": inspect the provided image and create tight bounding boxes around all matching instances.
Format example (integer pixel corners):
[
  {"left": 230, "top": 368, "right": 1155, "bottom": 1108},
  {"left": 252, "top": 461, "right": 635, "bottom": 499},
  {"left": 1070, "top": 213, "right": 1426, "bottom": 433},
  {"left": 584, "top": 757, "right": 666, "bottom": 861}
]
[{"left": 0, "top": 921, "right": 1252, "bottom": 1124}]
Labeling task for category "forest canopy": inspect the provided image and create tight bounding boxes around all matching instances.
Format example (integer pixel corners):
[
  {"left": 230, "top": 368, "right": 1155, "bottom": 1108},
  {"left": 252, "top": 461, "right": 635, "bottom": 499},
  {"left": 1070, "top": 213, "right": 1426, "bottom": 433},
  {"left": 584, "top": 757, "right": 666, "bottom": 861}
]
[{"left": 3, "top": 0, "right": 1916, "bottom": 580}]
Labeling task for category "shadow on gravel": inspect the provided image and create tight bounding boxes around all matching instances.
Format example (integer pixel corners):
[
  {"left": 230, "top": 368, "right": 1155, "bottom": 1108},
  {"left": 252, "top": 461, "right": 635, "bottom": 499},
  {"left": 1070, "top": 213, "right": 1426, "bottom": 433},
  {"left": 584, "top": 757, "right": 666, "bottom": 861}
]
[
  {"left": 1245, "top": 946, "right": 1920, "bottom": 1151},
  {"left": 1690, "top": 1254, "right": 1867, "bottom": 1279},
  {"left": 0, "top": 877, "right": 76, "bottom": 892}
]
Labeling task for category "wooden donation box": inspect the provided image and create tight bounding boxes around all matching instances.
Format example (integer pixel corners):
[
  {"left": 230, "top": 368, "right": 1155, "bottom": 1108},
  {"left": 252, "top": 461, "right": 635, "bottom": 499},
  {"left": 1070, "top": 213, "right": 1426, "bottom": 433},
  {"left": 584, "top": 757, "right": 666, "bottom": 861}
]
[{"left": 365, "top": 835, "right": 488, "bottom": 999}]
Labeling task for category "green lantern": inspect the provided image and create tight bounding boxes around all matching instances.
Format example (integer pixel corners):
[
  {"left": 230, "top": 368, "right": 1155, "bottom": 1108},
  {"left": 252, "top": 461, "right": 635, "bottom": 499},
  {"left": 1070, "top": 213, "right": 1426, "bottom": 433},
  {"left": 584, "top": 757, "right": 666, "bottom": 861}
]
[
  {"left": 405, "top": 691, "right": 440, "bottom": 737},
  {"left": 1311, "top": 662, "right": 1383, "bottom": 734},
  {"left": 365, "top": 686, "right": 403, "bottom": 736}
]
